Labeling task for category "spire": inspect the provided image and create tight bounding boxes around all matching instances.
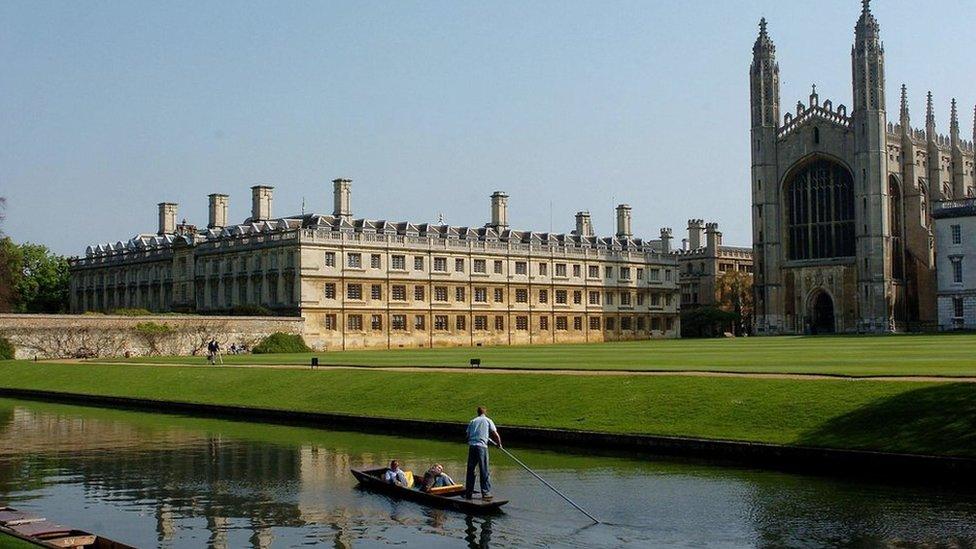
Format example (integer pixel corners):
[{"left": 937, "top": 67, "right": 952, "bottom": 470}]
[
  {"left": 856, "top": 0, "right": 879, "bottom": 35},
  {"left": 899, "top": 84, "right": 909, "bottom": 123},
  {"left": 753, "top": 17, "right": 775, "bottom": 58},
  {"left": 750, "top": 17, "right": 779, "bottom": 128},
  {"left": 810, "top": 84, "right": 819, "bottom": 107},
  {"left": 973, "top": 104, "right": 976, "bottom": 143},
  {"left": 926, "top": 91, "right": 935, "bottom": 128},
  {"left": 852, "top": 0, "right": 884, "bottom": 112},
  {"left": 951, "top": 98, "right": 960, "bottom": 142}
]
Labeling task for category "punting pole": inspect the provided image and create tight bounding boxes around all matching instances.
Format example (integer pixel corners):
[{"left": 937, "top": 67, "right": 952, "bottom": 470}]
[{"left": 490, "top": 440, "right": 601, "bottom": 524}]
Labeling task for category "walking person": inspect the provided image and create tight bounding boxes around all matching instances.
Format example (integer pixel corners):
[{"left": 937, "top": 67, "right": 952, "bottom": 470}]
[
  {"left": 207, "top": 338, "right": 217, "bottom": 365},
  {"left": 464, "top": 406, "right": 501, "bottom": 500},
  {"left": 213, "top": 338, "right": 223, "bottom": 365}
]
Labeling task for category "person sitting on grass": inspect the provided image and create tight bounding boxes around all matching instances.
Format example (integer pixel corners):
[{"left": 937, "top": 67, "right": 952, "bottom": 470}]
[
  {"left": 383, "top": 460, "right": 409, "bottom": 487},
  {"left": 419, "top": 464, "right": 455, "bottom": 492}
]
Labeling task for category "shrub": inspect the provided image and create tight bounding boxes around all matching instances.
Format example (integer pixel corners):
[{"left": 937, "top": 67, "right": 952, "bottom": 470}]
[
  {"left": 0, "top": 337, "right": 14, "bottom": 360},
  {"left": 228, "top": 305, "right": 274, "bottom": 317},
  {"left": 680, "top": 306, "right": 739, "bottom": 338},
  {"left": 134, "top": 322, "right": 173, "bottom": 356},
  {"left": 109, "top": 308, "right": 153, "bottom": 316},
  {"left": 253, "top": 333, "right": 311, "bottom": 354}
]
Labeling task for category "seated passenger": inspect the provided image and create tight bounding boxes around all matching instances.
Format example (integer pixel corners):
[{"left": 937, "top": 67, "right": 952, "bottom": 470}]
[
  {"left": 383, "top": 460, "right": 409, "bottom": 487},
  {"left": 420, "top": 464, "right": 455, "bottom": 492}
]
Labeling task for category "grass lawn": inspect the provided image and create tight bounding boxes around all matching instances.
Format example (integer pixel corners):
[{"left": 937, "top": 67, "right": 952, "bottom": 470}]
[
  {"left": 102, "top": 333, "right": 976, "bottom": 377},
  {"left": 3, "top": 360, "right": 976, "bottom": 457}
]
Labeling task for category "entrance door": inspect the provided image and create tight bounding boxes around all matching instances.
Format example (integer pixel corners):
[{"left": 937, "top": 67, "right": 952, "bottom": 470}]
[{"left": 811, "top": 291, "right": 835, "bottom": 334}]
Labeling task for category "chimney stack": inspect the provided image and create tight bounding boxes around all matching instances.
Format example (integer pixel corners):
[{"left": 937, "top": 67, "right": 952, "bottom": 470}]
[
  {"left": 489, "top": 191, "right": 509, "bottom": 230},
  {"left": 615, "top": 204, "right": 632, "bottom": 238},
  {"left": 251, "top": 185, "right": 273, "bottom": 221},
  {"left": 705, "top": 222, "right": 721, "bottom": 254},
  {"left": 208, "top": 194, "right": 229, "bottom": 229},
  {"left": 659, "top": 227, "right": 673, "bottom": 253},
  {"left": 574, "top": 211, "right": 594, "bottom": 237},
  {"left": 333, "top": 178, "right": 352, "bottom": 221},
  {"left": 158, "top": 202, "right": 177, "bottom": 235},
  {"left": 687, "top": 219, "right": 705, "bottom": 249}
]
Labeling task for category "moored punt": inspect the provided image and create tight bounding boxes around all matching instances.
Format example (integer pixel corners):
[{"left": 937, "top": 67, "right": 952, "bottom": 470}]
[
  {"left": 351, "top": 467, "right": 508, "bottom": 514},
  {"left": 0, "top": 507, "right": 135, "bottom": 549}
]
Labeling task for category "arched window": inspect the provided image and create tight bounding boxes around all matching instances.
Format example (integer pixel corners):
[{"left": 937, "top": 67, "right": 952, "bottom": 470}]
[
  {"left": 813, "top": 127, "right": 820, "bottom": 144},
  {"left": 786, "top": 158, "right": 855, "bottom": 260},
  {"left": 889, "top": 176, "right": 904, "bottom": 280}
]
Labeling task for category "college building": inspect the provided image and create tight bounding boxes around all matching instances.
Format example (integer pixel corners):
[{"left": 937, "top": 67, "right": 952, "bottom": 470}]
[
  {"left": 673, "top": 220, "right": 753, "bottom": 310},
  {"left": 933, "top": 198, "right": 976, "bottom": 330},
  {"left": 68, "top": 181, "right": 681, "bottom": 349}
]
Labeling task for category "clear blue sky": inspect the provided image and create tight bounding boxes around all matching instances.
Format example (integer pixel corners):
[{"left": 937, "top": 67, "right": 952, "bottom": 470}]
[{"left": 2, "top": 1, "right": 974, "bottom": 255}]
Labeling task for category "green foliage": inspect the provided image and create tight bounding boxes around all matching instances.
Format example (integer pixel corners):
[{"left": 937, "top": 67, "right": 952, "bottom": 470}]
[
  {"left": 228, "top": 305, "right": 274, "bottom": 317},
  {"left": 109, "top": 308, "right": 153, "bottom": 316},
  {"left": 0, "top": 337, "right": 14, "bottom": 360},
  {"left": 681, "top": 306, "right": 739, "bottom": 338},
  {"left": 252, "top": 333, "right": 311, "bottom": 354},
  {"left": 134, "top": 322, "right": 171, "bottom": 336},
  {"left": 0, "top": 237, "right": 70, "bottom": 313}
]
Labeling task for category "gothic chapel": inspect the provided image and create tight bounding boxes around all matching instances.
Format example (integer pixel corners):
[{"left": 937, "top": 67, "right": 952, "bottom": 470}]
[{"left": 750, "top": 0, "right": 974, "bottom": 334}]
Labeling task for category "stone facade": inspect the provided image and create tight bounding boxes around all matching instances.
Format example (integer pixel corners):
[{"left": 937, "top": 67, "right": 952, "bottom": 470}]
[
  {"left": 933, "top": 199, "right": 976, "bottom": 330},
  {"left": 69, "top": 182, "right": 681, "bottom": 350},
  {"left": 671, "top": 220, "right": 753, "bottom": 309},
  {"left": 750, "top": 1, "right": 965, "bottom": 334}
]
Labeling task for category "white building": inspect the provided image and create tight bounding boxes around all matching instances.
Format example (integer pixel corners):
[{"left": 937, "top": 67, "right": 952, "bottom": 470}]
[{"left": 933, "top": 199, "right": 976, "bottom": 330}]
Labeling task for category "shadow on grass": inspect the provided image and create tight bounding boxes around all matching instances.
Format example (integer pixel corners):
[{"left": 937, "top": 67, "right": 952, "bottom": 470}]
[{"left": 797, "top": 383, "right": 976, "bottom": 457}]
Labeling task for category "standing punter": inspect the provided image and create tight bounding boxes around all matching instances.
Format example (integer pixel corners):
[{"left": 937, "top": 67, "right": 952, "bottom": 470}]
[{"left": 464, "top": 406, "right": 502, "bottom": 500}]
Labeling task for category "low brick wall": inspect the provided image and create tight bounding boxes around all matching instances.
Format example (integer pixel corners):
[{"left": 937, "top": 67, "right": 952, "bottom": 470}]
[{"left": 0, "top": 314, "right": 305, "bottom": 359}]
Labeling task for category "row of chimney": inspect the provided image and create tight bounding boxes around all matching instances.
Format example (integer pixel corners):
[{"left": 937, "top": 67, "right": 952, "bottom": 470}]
[
  {"left": 157, "top": 179, "right": 354, "bottom": 235},
  {"left": 488, "top": 192, "right": 634, "bottom": 239}
]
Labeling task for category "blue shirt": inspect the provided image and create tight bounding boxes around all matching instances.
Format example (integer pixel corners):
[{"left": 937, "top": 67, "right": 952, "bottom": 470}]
[{"left": 467, "top": 415, "right": 497, "bottom": 447}]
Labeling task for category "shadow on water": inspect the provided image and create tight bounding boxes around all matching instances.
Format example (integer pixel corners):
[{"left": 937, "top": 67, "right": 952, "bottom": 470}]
[{"left": 796, "top": 383, "right": 976, "bottom": 457}]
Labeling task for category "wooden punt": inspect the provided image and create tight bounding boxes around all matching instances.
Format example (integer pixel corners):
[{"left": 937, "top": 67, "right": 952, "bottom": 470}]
[
  {"left": 351, "top": 467, "right": 508, "bottom": 514},
  {"left": 0, "top": 507, "right": 135, "bottom": 549}
]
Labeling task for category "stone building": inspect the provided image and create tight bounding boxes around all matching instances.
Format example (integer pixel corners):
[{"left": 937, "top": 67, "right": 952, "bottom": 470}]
[
  {"left": 69, "top": 181, "right": 680, "bottom": 349},
  {"left": 933, "top": 199, "right": 976, "bottom": 330},
  {"left": 671, "top": 220, "right": 753, "bottom": 309},
  {"left": 750, "top": 0, "right": 972, "bottom": 334}
]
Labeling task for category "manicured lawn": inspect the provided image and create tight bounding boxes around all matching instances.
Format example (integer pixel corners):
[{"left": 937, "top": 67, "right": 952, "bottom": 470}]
[
  {"left": 2, "top": 361, "right": 976, "bottom": 457},
  {"left": 102, "top": 333, "right": 976, "bottom": 377}
]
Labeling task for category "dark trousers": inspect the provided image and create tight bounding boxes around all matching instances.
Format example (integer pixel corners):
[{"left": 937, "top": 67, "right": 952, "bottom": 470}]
[{"left": 465, "top": 445, "right": 491, "bottom": 496}]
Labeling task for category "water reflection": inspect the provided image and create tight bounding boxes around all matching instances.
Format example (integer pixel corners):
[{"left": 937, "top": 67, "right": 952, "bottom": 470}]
[{"left": 0, "top": 399, "right": 975, "bottom": 548}]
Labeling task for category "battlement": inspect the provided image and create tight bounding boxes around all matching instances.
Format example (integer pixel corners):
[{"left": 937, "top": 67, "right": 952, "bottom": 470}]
[{"left": 778, "top": 98, "right": 850, "bottom": 139}]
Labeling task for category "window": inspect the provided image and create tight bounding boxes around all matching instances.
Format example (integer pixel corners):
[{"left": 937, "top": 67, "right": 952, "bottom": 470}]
[
  {"left": 391, "top": 285, "right": 407, "bottom": 301},
  {"left": 474, "top": 315, "right": 488, "bottom": 330},
  {"left": 621, "top": 292, "right": 631, "bottom": 306},
  {"left": 953, "top": 258, "right": 964, "bottom": 284},
  {"left": 605, "top": 266, "right": 613, "bottom": 279},
  {"left": 786, "top": 159, "right": 855, "bottom": 260},
  {"left": 540, "top": 316, "right": 549, "bottom": 330},
  {"left": 637, "top": 293, "right": 645, "bottom": 306},
  {"left": 371, "top": 284, "right": 382, "bottom": 300},
  {"left": 414, "top": 286, "right": 425, "bottom": 301},
  {"left": 588, "top": 291, "right": 600, "bottom": 305},
  {"left": 456, "top": 316, "right": 466, "bottom": 330},
  {"left": 652, "top": 317, "right": 661, "bottom": 331},
  {"left": 588, "top": 265, "right": 599, "bottom": 278},
  {"left": 621, "top": 317, "right": 632, "bottom": 330},
  {"left": 539, "top": 289, "right": 548, "bottom": 303},
  {"left": 665, "top": 269, "right": 672, "bottom": 281},
  {"left": 455, "top": 287, "right": 466, "bottom": 302},
  {"left": 323, "top": 314, "right": 337, "bottom": 330},
  {"left": 370, "top": 254, "right": 381, "bottom": 269},
  {"left": 494, "top": 288, "right": 504, "bottom": 302},
  {"left": 414, "top": 256, "right": 425, "bottom": 270},
  {"left": 573, "top": 316, "right": 583, "bottom": 330},
  {"left": 605, "top": 318, "right": 615, "bottom": 330},
  {"left": 620, "top": 267, "right": 631, "bottom": 280},
  {"left": 637, "top": 268, "right": 644, "bottom": 280},
  {"left": 556, "top": 316, "right": 568, "bottom": 330},
  {"left": 605, "top": 292, "right": 614, "bottom": 305},
  {"left": 434, "top": 257, "right": 447, "bottom": 272},
  {"left": 434, "top": 286, "right": 448, "bottom": 302},
  {"left": 325, "top": 252, "right": 336, "bottom": 267},
  {"left": 434, "top": 315, "right": 449, "bottom": 330},
  {"left": 414, "top": 315, "right": 426, "bottom": 330},
  {"left": 494, "top": 260, "right": 503, "bottom": 274},
  {"left": 555, "top": 290, "right": 567, "bottom": 304},
  {"left": 455, "top": 258, "right": 465, "bottom": 272},
  {"left": 516, "top": 316, "right": 529, "bottom": 330},
  {"left": 392, "top": 255, "right": 406, "bottom": 270},
  {"left": 539, "top": 262, "right": 548, "bottom": 276},
  {"left": 347, "top": 253, "right": 362, "bottom": 268},
  {"left": 573, "top": 264, "right": 581, "bottom": 278},
  {"left": 348, "top": 314, "right": 363, "bottom": 331},
  {"left": 637, "top": 316, "right": 646, "bottom": 330},
  {"left": 371, "top": 314, "right": 383, "bottom": 331},
  {"left": 650, "top": 268, "right": 660, "bottom": 281},
  {"left": 516, "top": 289, "right": 528, "bottom": 303},
  {"left": 474, "top": 287, "right": 488, "bottom": 302},
  {"left": 474, "top": 259, "right": 486, "bottom": 273},
  {"left": 495, "top": 316, "right": 504, "bottom": 330},
  {"left": 556, "top": 263, "right": 567, "bottom": 277},
  {"left": 652, "top": 293, "right": 661, "bottom": 306},
  {"left": 952, "top": 225, "right": 962, "bottom": 244},
  {"left": 953, "top": 297, "right": 964, "bottom": 318},
  {"left": 515, "top": 261, "right": 527, "bottom": 275},
  {"left": 324, "top": 283, "right": 336, "bottom": 299},
  {"left": 589, "top": 316, "right": 600, "bottom": 330},
  {"left": 391, "top": 314, "right": 407, "bottom": 331},
  {"left": 347, "top": 284, "right": 362, "bottom": 300},
  {"left": 573, "top": 291, "right": 582, "bottom": 305}
]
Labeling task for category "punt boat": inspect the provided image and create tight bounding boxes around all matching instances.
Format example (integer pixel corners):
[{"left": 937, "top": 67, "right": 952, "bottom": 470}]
[
  {"left": 351, "top": 467, "right": 508, "bottom": 514},
  {"left": 0, "top": 506, "right": 135, "bottom": 548}
]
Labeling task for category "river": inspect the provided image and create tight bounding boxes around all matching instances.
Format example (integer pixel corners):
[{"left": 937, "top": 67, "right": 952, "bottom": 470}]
[{"left": 0, "top": 398, "right": 973, "bottom": 548}]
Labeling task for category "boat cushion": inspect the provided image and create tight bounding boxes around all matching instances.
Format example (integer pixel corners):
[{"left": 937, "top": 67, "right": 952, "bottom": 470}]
[
  {"left": 429, "top": 484, "right": 465, "bottom": 495},
  {"left": 403, "top": 471, "right": 414, "bottom": 487}
]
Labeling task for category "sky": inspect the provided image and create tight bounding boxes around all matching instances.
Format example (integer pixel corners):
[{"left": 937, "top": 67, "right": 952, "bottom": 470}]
[{"left": 2, "top": 0, "right": 976, "bottom": 255}]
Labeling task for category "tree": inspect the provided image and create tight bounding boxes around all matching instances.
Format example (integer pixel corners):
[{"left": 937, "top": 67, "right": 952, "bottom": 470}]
[
  {"left": 716, "top": 270, "right": 754, "bottom": 335},
  {"left": 0, "top": 199, "right": 14, "bottom": 312},
  {"left": 1, "top": 239, "right": 70, "bottom": 314}
]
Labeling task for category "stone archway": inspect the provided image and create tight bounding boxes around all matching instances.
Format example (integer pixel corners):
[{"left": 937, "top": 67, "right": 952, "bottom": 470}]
[{"left": 810, "top": 290, "right": 835, "bottom": 334}]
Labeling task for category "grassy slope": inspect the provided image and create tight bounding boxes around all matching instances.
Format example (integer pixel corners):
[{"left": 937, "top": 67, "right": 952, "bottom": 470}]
[
  {"left": 104, "top": 333, "right": 976, "bottom": 377},
  {"left": 3, "top": 361, "right": 976, "bottom": 457}
]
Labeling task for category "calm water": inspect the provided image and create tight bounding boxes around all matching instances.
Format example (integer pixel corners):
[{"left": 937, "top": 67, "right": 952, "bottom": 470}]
[{"left": 0, "top": 399, "right": 974, "bottom": 548}]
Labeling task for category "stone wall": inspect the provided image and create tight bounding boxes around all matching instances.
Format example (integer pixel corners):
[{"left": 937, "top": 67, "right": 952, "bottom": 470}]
[{"left": 0, "top": 314, "right": 304, "bottom": 359}]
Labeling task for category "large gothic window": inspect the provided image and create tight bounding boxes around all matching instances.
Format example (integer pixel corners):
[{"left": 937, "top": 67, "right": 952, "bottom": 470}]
[
  {"left": 889, "top": 176, "right": 904, "bottom": 280},
  {"left": 786, "top": 159, "right": 855, "bottom": 260}
]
